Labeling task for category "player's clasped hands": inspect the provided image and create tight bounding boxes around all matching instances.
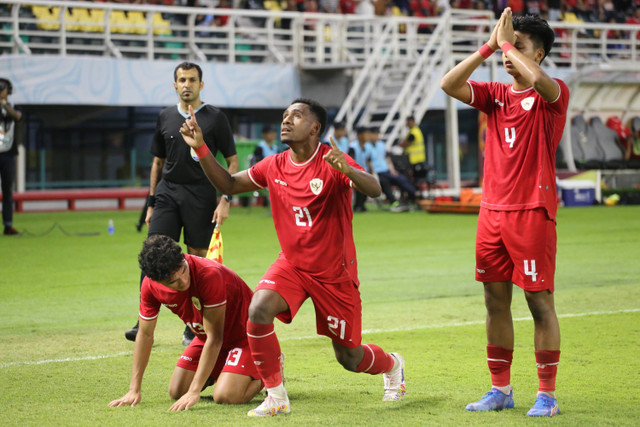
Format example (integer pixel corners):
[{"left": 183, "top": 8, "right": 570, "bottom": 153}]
[
  {"left": 108, "top": 390, "right": 141, "bottom": 408},
  {"left": 323, "top": 136, "right": 349, "bottom": 173}
]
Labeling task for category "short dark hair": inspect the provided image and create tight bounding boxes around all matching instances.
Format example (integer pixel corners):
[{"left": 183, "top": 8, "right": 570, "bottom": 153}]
[
  {"left": 291, "top": 98, "right": 327, "bottom": 137},
  {"left": 138, "top": 235, "right": 184, "bottom": 282},
  {"left": 513, "top": 14, "right": 555, "bottom": 63},
  {"left": 174, "top": 62, "right": 203, "bottom": 82}
]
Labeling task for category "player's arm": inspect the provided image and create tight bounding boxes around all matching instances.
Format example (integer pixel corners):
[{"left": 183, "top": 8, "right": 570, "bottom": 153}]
[
  {"left": 168, "top": 305, "right": 225, "bottom": 411},
  {"left": 324, "top": 136, "right": 382, "bottom": 198},
  {"left": 212, "top": 154, "right": 239, "bottom": 227},
  {"left": 0, "top": 101, "right": 22, "bottom": 121},
  {"left": 145, "top": 156, "right": 165, "bottom": 227},
  {"left": 180, "top": 105, "right": 258, "bottom": 195},
  {"left": 108, "top": 317, "right": 157, "bottom": 407},
  {"left": 440, "top": 14, "right": 500, "bottom": 104},
  {"left": 497, "top": 8, "right": 559, "bottom": 102}
]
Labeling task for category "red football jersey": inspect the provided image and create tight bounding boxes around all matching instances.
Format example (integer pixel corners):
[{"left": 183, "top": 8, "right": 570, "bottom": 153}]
[
  {"left": 248, "top": 142, "right": 363, "bottom": 284},
  {"left": 468, "top": 78, "right": 569, "bottom": 219},
  {"left": 139, "top": 254, "right": 253, "bottom": 347}
]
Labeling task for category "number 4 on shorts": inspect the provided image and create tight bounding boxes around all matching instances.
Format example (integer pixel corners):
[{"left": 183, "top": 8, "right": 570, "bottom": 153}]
[{"left": 524, "top": 260, "right": 538, "bottom": 282}]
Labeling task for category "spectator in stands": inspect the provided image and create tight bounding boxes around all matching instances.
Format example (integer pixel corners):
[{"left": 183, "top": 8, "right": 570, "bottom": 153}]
[
  {"left": 625, "top": 7, "right": 640, "bottom": 38},
  {"left": 0, "top": 78, "right": 22, "bottom": 236},
  {"left": 349, "top": 126, "right": 374, "bottom": 212},
  {"left": 398, "top": 115, "right": 428, "bottom": 188},
  {"left": 333, "top": 121, "right": 350, "bottom": 153},
  {"left": 606, "top": 116, "right": 640, "bottom": 164},
  {"left": 340, "top": 0, "right": 357, "bottom": 13},
  {"left": 369, "top": 127, "right": 419, "bottom": 212},
  {"left": 125, "top": 62, "right": 239, "bottom": 345},
  {"left": 253, "top": 124, "right": 280, "bottom": 163}
]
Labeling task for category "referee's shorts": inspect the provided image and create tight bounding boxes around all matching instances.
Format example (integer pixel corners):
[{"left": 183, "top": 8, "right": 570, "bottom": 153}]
[{"left": 149, "top": 180, "right": 218, "bottom": 249}]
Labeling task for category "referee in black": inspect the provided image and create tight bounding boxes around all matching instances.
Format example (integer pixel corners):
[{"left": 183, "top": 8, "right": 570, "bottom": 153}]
[{"left": 125, "top": 62, "right": 239, "bottom": 345}]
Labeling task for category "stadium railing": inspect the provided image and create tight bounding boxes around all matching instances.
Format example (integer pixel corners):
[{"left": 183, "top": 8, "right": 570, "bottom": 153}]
[{"left": 1, "top": 0, "right": 639, "bottom": 70}]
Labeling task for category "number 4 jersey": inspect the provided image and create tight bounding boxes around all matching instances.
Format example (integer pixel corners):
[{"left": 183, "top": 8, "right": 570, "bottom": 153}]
[
  {"left": 248, "top": 142, "right": 364, "bottom": 285},
  {"left": 139, "top": 254, "right": 254, "bottom": 347},
  {"left": 468, "top": 79, "right": 569, "bottom": 220}
]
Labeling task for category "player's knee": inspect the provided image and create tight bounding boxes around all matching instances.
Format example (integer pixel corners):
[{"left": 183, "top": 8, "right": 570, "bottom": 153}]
[
  {"left": 168, "top": 385, "right": 184, "bottom": 400},
  {"left": 213, "top": 389, "right": 247, "bottom": 405},
  {"left": 334, "top": 351, "right": 359, "bottom": 372}
]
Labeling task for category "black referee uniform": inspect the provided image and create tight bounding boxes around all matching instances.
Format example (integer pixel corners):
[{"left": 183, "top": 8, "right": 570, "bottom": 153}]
[{"left": 149, "top": 103, "right": 236, "bottom": 249}]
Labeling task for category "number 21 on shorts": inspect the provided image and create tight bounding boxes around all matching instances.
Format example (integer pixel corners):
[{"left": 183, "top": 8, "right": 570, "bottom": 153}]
[{"left": 327, "top": 316, "right": 346, "bottom": 340}]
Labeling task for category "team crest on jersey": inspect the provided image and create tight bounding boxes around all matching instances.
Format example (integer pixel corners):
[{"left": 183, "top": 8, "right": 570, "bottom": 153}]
[
  {"left": 190, "top": 147, "right": 200, "bottom": 162},
  {"left": 310, "top": 178, "right": 323, "bottom": 195},
  {"left": 521, "top": 97, "right": 535, "bottom": 111},
  {"left": 192, "top": 297, "right": 201, "bottom": 311}
]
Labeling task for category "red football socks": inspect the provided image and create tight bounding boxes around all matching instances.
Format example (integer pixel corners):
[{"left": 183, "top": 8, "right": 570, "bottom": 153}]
[
  {"left": 247, "top": 320, "right": 283, "bottom": 388},
  {"left": 535, "top": 350, "right": 561, "bottom": 392},
  {"left": 355, "top": 344, "right": 395, "bottom": 374},
  {"left": 487, "top": 344, "right": 513, "bottom": 387}
]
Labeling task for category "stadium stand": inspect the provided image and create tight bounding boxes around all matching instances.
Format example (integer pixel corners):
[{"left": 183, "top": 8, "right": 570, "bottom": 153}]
[{"left": 590, "top": 116, "right": 626, "bottom": 169}]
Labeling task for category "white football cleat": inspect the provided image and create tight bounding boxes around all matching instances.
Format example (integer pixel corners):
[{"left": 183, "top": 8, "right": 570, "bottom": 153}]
[
  {"left": 382, "top": 352, "right": 406, "bottom": 401},
  {"left": 247, "top": 394, "right": 291, "bottom": 417}
]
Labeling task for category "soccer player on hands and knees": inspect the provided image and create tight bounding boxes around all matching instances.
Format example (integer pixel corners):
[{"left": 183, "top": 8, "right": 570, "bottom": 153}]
[
  {"left": 441, "top": 8, "right": 566, "bottom": 417},
  {"left": 109, "top": 235, "right": 262, "bottom": 411},
  {"left": 180, "top": 98, "right": 406, "bottom": 417}
]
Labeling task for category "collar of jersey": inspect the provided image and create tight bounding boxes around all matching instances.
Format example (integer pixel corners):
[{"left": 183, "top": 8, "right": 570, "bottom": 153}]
[
  {"left": 510, "top": 86, "right": 534, "bottom": 94},
  {"left": 289, "top": 141, "right": 321, "bottom": 167},
  {"left": 176, "top": 102, "right": 206, "bottom": 118}
]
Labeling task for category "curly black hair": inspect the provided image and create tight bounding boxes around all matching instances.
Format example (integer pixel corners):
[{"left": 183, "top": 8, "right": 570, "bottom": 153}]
[
  {"left": 138, "top": 235, "right": 184, "bottom": 282},
  {"left": 513, "top": 14, "right": 555, "bottom": 63}
]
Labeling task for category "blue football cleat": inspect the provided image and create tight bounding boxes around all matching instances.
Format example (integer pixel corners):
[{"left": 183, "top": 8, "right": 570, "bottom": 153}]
[
  {"left": 527, "top": 393, "right": 560, "bottom": 417},
  {"left": 466, "top": 388, "right": 515, "bottom": 411}
]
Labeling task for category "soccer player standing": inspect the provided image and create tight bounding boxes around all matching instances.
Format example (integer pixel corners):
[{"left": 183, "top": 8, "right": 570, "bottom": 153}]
[
  {"left": 179, "top": 98, "right": 406, "bottom": 417},
  {"left": 441, "top": 9, "right": 567, "bottom": 417}
]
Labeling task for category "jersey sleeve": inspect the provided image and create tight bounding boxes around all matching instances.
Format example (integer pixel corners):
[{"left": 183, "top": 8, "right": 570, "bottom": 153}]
[
  {"left": 467, "top": 80, "right": 495, "bottom": 114},
  {"left": 197, "top": 266, "right": 228, "bottom": 310},
  {"left": 247, "top": 153, "right": 274, "bottom": 189},
  {"left": 139, "top": 277, "right": 161, "bottom": 321},
  {"left": 208, "top": 110, "right": 237, "bottom": 158},
  {"left": 546, "top": 79, "right": 570, "bottom": 116},
  {"left": 150, "top": 113, "right": 166, "bottom": 158}
]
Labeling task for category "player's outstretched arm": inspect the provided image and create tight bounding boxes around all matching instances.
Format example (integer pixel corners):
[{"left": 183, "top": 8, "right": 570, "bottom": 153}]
[
  {"left": 168, "top": 306, "right": 225, "bottom": 411},
  {"left": 324, "top": 136, "right": 381, "bottom": 198},
  {"left": 180, "top": 105, "right": 258, "bottom": 196},
  {"left": 440, "top": 13, "right": 500, "bottom": 103},
  {"left": 108, "top": 318, "right": 156, "bottom": 408},
  {"left": 497, "top": 9, "right": 559, "bottom": 102}
]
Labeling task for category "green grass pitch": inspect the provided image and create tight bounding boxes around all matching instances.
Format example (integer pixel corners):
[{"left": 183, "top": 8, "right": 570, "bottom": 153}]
[{"left": 1, "top": 205, "right": 639, "bottom": 426}]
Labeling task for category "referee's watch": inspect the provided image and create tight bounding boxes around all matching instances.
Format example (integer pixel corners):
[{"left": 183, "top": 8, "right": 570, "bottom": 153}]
[{"left": 223, "top": 195, "right": 232, "bottom": 203}]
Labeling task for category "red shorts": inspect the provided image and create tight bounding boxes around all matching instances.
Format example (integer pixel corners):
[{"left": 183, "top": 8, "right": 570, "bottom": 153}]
[
  {"left": 475, "top": 208, "right": 557, "bottom": 292},
  {"left": 176, "top": 336, "right": 260, "bottom": 380},
  {"left": 256, "top": 255, "right": 362, "bottom": 348}
]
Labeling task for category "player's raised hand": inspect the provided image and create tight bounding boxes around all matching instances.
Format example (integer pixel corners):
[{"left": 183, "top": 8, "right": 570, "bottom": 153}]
[
  {"left": 323, "top": 136, "right": 349, "bottom": 174},
  {"left": 180, "top": 104, "right": 205, "bottom": 149},
  {"left": 108, "top": 390, "right": 141, "bottom": 408},
  {"left": 168, "top": 391, "right": 200, "bottom": 411}
]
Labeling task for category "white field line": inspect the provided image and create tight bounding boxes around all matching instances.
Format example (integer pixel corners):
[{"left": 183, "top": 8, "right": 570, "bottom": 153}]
[{"left": 2, "top": 308, "right": 638, "bottom": 369}]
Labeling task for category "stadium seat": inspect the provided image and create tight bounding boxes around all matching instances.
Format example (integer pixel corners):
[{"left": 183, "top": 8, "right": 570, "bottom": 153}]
[
  {"left": 571, "top": 115, "right": 604, "bottom": 169},
  {"left": 151, "top": 12, "right": 172, "bottom": 36},
  {"left": 32, "top": 5, "right": 60, "bottom": 31},
  {"left": 88, "top": 9, "right": 106, "bottom": 33},
  {"left": 127, "top": 11, "right": 147, "bottom": 35},
  {"left": 109, "top": 10, "right": 128, "bottom": 33},
  {"left": 590, "top": 116, "right": 626, "bottom": 169}
]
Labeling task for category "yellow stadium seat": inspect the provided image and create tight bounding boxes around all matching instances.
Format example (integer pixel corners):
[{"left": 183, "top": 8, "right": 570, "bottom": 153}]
[
  {"left": 109, "top": 10, "right": 128, "bottom": 34},
  {"left": 128, "top": 11, "right": 147, "bottom": 35},
  {"left": 89, "top": 9, "right": 105, "bottom": 33},
  {"left": 71, "top": 8, "right": 92, "bottom": 32},
  {"left": 33, "top": 6, "right": 61, "bottom": 31},
  {"left": 151, "top": 12, "right": 171, "bottom": 36}
]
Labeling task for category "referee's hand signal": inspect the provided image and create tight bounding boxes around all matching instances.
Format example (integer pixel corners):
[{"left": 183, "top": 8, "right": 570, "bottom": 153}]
[{"left": 180, "top": 105, "right": 204, "bottom": 149}]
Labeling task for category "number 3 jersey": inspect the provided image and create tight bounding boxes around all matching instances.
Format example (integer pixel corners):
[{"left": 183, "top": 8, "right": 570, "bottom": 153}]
[
  {"left": 468, "top": 79, "right": 569, "bottom": 220},
  {"left": 248, "top": 142, "right": 364, "bottom": 285},
  {"left": 139, "top": 254, "right": 253, "bottom": 347}
]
